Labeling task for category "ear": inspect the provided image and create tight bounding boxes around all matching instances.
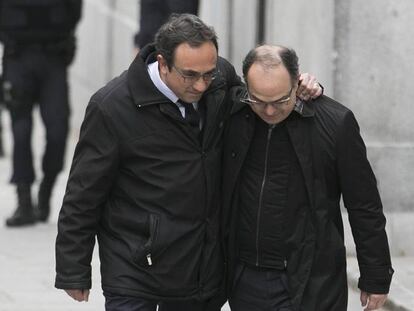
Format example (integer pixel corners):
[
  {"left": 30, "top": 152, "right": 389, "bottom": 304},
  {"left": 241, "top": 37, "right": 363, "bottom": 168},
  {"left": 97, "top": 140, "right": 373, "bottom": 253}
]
[{"left": 157, "top": 54, "right": 169, "bottom": 75}]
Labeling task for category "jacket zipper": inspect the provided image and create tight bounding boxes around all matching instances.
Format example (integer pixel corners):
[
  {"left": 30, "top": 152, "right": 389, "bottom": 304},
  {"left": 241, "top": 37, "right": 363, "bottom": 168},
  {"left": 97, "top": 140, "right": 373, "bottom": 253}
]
[
  {"left": 145, "top": 214, "right": 159, "bottom": 266},
  {"left": 255, "top": 124, "right": 275, "bottom": 266}
]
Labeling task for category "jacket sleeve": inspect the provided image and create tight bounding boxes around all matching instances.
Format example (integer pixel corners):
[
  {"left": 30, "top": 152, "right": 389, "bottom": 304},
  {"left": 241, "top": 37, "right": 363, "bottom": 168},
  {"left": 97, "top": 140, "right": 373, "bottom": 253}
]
[
  {"left": 217, "top": 57, "right": 244, "bottom": 121},
  {"left": 217, "top": 57, "right": 243, "bottom": 90},
  {"left": 336, "top": 111, "right": 393, "bottom": 294},
  {"left": 55, "top": 99, "right": 119, "bottom": 290},
  {"left": 67, "top": 0, "right": 83, "bottom": 29}
]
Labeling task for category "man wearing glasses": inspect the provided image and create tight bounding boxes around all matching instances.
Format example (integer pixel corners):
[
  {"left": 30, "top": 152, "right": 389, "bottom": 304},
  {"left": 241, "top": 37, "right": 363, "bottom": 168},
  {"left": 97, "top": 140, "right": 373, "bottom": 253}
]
[
  {"left": 54, "top": 14, "right": 320, "bottom": 311},
  {"left": 222, "top": 45, "right": 393, "bottom": 311}
]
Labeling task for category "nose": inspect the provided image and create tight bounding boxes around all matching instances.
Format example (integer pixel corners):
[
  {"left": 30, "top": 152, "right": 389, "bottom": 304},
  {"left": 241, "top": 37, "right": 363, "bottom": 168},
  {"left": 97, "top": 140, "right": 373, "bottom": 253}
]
[
  {"left": 264, "top": 104, "right": 277, "bottom": 116},
  {"left": 192, "top": 77, "right": 209, "bottom": 93}
]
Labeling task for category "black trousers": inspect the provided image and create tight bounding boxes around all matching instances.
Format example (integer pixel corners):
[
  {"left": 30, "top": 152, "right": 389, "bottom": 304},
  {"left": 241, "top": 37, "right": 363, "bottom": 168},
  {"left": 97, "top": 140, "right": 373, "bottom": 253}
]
[
  {"left": 104, "top": 292, "right": 217, "bottom": 311},
  {"left": 229, "top": 263, "right": 293, "bottom": 311},
  {"left": 3, "top": 46, "right": 69, "bottom": 184}
]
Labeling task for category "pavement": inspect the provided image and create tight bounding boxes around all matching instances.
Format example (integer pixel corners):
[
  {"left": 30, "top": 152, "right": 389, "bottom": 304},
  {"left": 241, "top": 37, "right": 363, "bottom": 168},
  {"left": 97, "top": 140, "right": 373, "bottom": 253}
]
[{"left": 0, "top": 110, "right": 413, "bottom": 310}]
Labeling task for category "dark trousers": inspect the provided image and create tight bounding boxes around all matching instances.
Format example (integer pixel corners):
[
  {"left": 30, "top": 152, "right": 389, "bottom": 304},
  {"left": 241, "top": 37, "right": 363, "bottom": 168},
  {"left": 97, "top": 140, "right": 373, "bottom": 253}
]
[
  {"left": 136, "top": 0, "right": 199, "bottom": 47},
  {"left": 3, "top": 46, "right": 69, "bottom": 183},
  {"left": 229, "top": 263, "right": 293, "bottom": 311},
  {"left": 104, "top": 292, "right": 215, "bottom": 311}
]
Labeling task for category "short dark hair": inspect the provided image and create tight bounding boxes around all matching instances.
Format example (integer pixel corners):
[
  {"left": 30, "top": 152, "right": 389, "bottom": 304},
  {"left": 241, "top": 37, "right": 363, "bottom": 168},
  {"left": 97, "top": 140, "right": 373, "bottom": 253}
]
[
  {"left": 154, "top": 13, "right": 218, "bottom": 69},
  {"left": 242, "top": 45, "right": 299, "bottom": 85}
]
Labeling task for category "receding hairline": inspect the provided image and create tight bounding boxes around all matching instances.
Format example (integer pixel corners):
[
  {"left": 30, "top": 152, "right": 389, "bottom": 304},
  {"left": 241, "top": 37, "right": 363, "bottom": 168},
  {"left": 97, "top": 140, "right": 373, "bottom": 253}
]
[{"left": 250, "top": 45, "right": 286, "bottom": 70}]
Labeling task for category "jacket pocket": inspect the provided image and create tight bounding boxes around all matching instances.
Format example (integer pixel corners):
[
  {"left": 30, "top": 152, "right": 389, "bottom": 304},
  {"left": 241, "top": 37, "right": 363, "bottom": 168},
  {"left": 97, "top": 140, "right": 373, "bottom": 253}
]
[{"left": 133, "top": 214, "right": 159, "bottom": 267}]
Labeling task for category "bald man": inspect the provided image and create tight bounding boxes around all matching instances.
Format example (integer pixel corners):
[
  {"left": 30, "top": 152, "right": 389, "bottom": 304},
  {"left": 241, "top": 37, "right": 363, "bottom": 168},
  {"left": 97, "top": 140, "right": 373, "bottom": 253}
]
[{"left": 222, "top": 45, "right": 393, "bottom": 311}]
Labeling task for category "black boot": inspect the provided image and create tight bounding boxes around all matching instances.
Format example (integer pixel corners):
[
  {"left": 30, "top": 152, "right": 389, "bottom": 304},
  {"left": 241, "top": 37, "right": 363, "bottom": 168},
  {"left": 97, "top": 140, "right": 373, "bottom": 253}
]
[
  {"left": 6, "top": 183, "right": 36, "bottom": 227},
  {"left": 36, "top": 176, "right": 56, "bottom": 222}
]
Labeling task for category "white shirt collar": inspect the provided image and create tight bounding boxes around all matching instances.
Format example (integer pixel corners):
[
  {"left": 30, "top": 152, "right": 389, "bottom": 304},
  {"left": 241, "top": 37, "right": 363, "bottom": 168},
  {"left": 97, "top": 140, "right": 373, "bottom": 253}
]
[
  {"left": 147, "top": 61, "right": 179, "bottom": 104},
  {"left": 147, "top": 61, "right": 198, "bottom": 116}
]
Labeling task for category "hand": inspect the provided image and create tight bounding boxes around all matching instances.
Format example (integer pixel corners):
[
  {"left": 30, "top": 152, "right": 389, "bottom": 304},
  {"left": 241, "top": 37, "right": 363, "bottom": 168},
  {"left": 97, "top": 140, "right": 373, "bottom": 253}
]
[
  {"left": 297, "top": 73, "right": 323, "bottom": 101},
  {"left": 360, "top": 291, "right": 388, "bottom": 310},
  {"left": 65, "top": 289, "right": 90, "bottom": 302}
]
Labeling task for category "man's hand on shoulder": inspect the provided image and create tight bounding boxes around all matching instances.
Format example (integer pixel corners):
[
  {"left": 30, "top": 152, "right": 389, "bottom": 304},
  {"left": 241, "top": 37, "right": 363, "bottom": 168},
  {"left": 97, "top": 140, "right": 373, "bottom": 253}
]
[
  {"left": 297, "top": 73, "right": 323, "bottom": 101},
  {"left": 360, "top": 291, "right": 388, "bottom": 311},
  {"left": 65, "top": 289, "right": 90, "bottom": 302}
]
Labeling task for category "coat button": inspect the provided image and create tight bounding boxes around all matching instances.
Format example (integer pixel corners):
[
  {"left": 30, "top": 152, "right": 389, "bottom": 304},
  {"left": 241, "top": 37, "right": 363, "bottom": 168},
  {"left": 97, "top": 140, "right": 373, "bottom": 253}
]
[
  {"left": 231, "top": 151, "right": 236, "bottom": 158},
  {"left": 245, "top": 114, "right": 250, "bottom": 119}
]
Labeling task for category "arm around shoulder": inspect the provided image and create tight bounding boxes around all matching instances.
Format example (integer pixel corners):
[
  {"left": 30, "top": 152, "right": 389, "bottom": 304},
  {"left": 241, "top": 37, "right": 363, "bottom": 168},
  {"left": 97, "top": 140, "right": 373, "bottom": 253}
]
[{"left": 217, "top": 57, "right": 243, "bottom": 89}]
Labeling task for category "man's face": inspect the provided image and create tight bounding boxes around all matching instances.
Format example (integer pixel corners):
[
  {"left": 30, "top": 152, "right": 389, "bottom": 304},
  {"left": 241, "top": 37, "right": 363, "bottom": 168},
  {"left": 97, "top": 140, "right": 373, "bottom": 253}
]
[
  {"left": 246, "top": 63, "right": 298, "bottom": 125},
  {"left": 158, "top": 41, "right": 218, "bottom": 103}
]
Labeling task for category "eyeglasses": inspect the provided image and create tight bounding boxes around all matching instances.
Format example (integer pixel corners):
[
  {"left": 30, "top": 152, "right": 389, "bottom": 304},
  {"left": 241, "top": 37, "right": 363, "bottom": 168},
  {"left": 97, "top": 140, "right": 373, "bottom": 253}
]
[
  {"left": 173, "top": 65, "right": 218, "bottom": 84},
  {"left": 240, "top": 86, "right": 294, "bottom": 109}
]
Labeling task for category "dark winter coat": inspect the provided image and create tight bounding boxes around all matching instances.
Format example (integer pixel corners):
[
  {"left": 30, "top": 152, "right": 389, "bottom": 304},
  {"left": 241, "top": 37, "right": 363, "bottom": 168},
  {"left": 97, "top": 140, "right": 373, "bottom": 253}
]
[
  {"left": 0, "top": 0, "right": 82, "bottom": 43},
  {"left": 222, "top": 92, "right": 393, "bottom": 311},
  {"left": 55, "top": 44, "right": 241, "bottom": 301}
]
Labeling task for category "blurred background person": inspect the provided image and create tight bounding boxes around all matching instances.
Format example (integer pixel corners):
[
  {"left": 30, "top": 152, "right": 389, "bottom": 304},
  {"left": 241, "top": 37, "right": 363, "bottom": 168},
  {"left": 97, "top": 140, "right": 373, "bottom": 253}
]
[
  {"left": 0, "top": 0, "right": 82, "bottom": 227},
  {"left": 0, "top": 45, "right": 4, "bottom": 158},
  {"left": 134, "top": 0, "right": 199, "bottom": 51}
]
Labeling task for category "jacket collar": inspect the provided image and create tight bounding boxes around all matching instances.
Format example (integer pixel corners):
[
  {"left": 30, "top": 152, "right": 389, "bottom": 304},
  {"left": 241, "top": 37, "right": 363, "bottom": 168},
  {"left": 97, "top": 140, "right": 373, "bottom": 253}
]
[
  {"left": 127, "top": 44, "right": 171, "bottom": 108},
  {"left": 295, "top": 99, "right": 315, "bottom": 118}
]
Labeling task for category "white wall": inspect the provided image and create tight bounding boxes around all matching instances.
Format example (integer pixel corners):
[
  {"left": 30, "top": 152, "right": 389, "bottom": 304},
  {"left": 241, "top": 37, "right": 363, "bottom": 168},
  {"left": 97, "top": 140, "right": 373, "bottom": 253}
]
[{"left": 265, "top": 0, "right": 335, "bottom": 96}]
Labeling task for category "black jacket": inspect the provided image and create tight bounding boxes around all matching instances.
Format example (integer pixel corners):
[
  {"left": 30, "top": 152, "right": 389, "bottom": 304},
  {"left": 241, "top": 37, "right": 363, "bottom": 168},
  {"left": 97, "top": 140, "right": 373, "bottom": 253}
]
[
  {"left": 55, "top": 45, "right": 241, "bottom": 301},
  {"left": 0, "top": 0, "right": 82, "bottom": 44},
  {"left": 222, "top": 93, "right": 393, "bottom": 311}
]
